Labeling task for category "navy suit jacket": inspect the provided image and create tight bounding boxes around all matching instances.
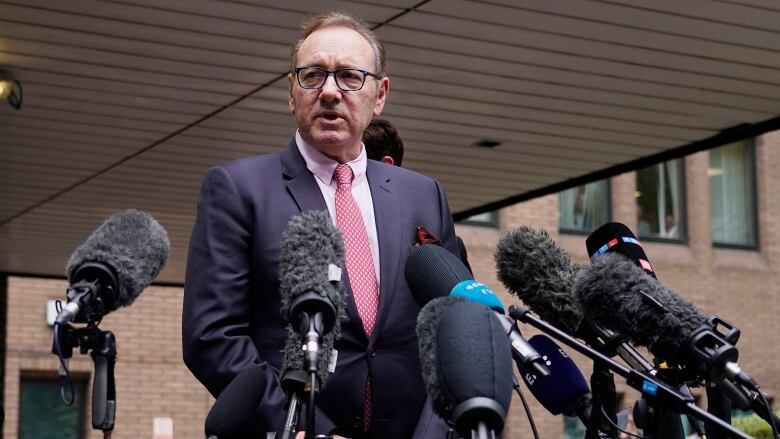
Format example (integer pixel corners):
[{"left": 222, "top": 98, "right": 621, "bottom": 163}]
[{"left": 183, "top": 140, "right": 460, "bottom": 438}]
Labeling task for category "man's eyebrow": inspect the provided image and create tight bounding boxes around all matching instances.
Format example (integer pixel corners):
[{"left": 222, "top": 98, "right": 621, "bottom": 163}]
[
  {"left": 303, "top": 63, "right": 361, "bottom": 67},
  {"left": 298, "top": 57, "right": 363, "bottom": 69}
]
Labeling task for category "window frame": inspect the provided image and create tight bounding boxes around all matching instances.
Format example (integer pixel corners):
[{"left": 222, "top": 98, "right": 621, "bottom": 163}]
[
  {"left": 19, "top": 370, "right": 89, "bottom": 439},
  {"left": 635, "top": 158, "right": 689, "bottom": 245},
  {"left": 457, "top": 210, "right": 499, "bottom": 228},
  {"left": 710, "top": 139, "right": 759, "bottom": 250},
  {"left": 558, "top": 179, "right": 612, "bottom": 236}
]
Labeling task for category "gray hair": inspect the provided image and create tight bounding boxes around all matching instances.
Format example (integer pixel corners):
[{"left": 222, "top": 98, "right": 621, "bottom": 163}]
[{"left": 290, "top": 11, "right": 386, "bottom": 77}]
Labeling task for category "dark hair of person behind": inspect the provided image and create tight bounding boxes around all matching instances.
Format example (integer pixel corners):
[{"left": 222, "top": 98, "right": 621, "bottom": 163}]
[{"left": 363, "top": 118, "right": 404, "bottom": 166}]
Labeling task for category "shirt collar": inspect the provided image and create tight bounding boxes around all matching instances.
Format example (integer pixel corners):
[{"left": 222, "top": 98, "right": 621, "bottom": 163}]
[{"left": 295, "top": 130, "right": 367, "bottom": 186}]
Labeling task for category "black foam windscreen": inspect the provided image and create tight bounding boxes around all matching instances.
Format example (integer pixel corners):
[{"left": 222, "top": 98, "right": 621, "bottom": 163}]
[
  {"left": 65, "top": 209, "right": 170, "bottom": 310},
  {"left": 434, "top": 300, "right": 514, "bottom": 420},
  {"left": 204, "top": 364, "right": 267, "bottom": 438},
  {"left": 575, "top": 252, "right": 707, "bottom": 365},
  {"left": 495, "top": 226, "right": 583, "bottom": 334},
  {"left": 278, "top": 210, "right": 346, "bottom": 384},
  {"left": 586, "top": 222, "right": 656, "bottom": 279},
  {"left": 405, "top": 244, "right": 473, "bottom": 308},
  {"left": 278, "top": 210, "right": 345, "bottom": 316},
  {"left": 417, "top": 295, "right": 467, "bottom": 416}
]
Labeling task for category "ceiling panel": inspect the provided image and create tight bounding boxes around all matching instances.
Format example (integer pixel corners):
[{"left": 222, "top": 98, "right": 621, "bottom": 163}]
[{"left": 1, "top": 0, "right": 779, "bottom": 282}]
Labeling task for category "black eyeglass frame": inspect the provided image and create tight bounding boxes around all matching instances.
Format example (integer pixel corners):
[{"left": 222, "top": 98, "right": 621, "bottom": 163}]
[{"left": 292, "top": 66, "right": 383, "bottom": 91}]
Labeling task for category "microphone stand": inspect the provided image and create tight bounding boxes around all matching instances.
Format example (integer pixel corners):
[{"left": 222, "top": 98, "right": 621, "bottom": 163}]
[
  {"left": 699, "top": 318, "right": 779, "bottom": 438},
  {"left": 53, "top": 322, "right": 117, "bottom": 439},
  {"left": 584, "top": 361, "right": 618, "bottom": 439},
  {"left": 452, "top": 396, "right": 505, "bottom": 439},
  {"left": 277, "top": 370, "right": 308, "bottom": 439},
  {"left": 633, "top": 393, "right": 687, "bottom": 439},
  {"left": 630, "top": 367, "right": 688, "bottom": 439},
  {"left": 580, "top": 323, "right": 659, "bottom": 439},
  {"left": 287, "top": 291, "right": 336, "bottom": 439},
  {"left": 508, "top": 305, "right": 752, "bottom": 439},
  {"left": 705, "top": 383, "right": 733, "bottom": 439},
  {"left": 472, "top": 422, "right": 493, "bottom": 439}
]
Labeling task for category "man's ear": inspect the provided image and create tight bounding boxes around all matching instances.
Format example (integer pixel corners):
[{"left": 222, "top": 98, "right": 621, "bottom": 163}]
[
  {"left": 373, "top": 76, "right": 390, "bottom": 117},
  {"left": 380, "top": 156, "right": 395, "bottom": 166}
]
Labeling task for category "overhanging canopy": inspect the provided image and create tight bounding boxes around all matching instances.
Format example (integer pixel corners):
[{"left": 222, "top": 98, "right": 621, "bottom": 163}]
[{"left": 2, "top": 0, "right": 779, "bottom": 282}]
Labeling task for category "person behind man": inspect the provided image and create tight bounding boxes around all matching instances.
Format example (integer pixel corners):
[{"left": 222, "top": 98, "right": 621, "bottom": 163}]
[
  {"left": 183, "top": 11, "right": 460, "bottom": 439},
  {"left": 362, "top": 118, "right": 471, "bottom": 273},
  {"left": 362, "top": 118, "right": 404, "bottom": 166}
]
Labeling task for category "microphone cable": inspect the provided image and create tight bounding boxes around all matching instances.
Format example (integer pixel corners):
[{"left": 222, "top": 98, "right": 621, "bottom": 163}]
[
  {"left": 512, "top": 372, "right": 539, "bottom": 439},
  {"left": 757, "top": 390, "right": 779, "bottom": 439},
  {"left": 510, "top": 312, "right": 540, "bottom": 439},
  {"left": 599, "top": 405, "right": 640, "bottom": 439},
  {"left": 52, "top": 318, "right": 75, "bottom": 406}
]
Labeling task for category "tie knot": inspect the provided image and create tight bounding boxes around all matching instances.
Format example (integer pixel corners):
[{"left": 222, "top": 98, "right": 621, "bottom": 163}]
[{"left": 334, "top": 164, "right": 354, "bottom": 187}]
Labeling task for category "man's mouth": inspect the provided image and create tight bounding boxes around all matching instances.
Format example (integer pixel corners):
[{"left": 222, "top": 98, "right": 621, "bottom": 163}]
[{"left": 317, "top": 111, "right": 344, "bottom": 122}]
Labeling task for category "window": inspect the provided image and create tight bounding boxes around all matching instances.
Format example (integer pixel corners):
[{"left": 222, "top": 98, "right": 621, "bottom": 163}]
[
  {"left": 559, "top": 180, "right": 610, "bottom": 233},
  {"left": 563, "top": 415, "right": 586, "bottom": 439},
  {"left": 20, "top": 374, "right": 87, "bottom": 439},
  {"left": 636, "top": 159, "right": 686, "bottom": 241},
  {"left": 709, "top": 141, "right": 757, "bottom": 247},
  {"left": 458, "top": 211, "right": 498, "bottom": 227}
]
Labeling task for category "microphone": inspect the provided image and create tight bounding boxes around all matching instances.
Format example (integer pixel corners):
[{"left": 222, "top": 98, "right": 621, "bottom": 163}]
[
  {"left": 57, "top": 209, "right": 170, "bottom": 324},
  {"left": 575, "top": 252, "right": 758, "bottom": 391},
  {"left": 202, "top": 217, "right": 342, "bottom": 439},
  {"left": 586, "top": 222, "right": 656, "bottom": 279},
  {"left": 495, "top": 226, "right": 582, "bottom": 335},
  {"left": 278, "top": 210, "right": 346, "bottom": 381},
  {"left": 52, "top": 209, "right": 169, "bottom": 432},
  {"left": 417, "top": 298, "right": 514, "bottom": 438},
  {"left": 416, "top": 295, "right": 468, "bottom": 415},
  {"left": 204, "top": 364, "right": 267, "bottom": 438},
  {"left": 496, "top": 225, "right": 664, "bottom": 438},
  {"left": 585, "top": 222, "right": 746, "bottom": 367},
  {"left": 405, "top": 243, "right": 472, "bottom": 307},
  {"left": 406, "top": 244, "right": 549, "bottom": 377},
  {"left": 495, "top": 226, "right": 654, "bottom": 372},
  {"left": 450, "top": 280, "right": 550, "bottom": 377},
  {"left": 517, "top": 334, "right": 592, "bottom": 425},
  {"left": 587, "top": 224, "right": 752, "bottom": 436}
]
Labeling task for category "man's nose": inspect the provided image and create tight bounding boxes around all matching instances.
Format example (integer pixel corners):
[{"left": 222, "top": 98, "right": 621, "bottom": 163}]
[{"left": 319, "top": 74, "right": 342, "bottom": 101}]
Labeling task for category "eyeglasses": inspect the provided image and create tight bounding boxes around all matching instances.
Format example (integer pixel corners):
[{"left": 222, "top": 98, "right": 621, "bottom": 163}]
[{"left": 292, "top": 66, "right": 382, "bottom": 91}]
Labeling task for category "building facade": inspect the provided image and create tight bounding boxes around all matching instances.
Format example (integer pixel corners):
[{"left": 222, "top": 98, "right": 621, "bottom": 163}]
[
  {"left": 457, "top": 132, "right": 780, "bottom": 438},
  {"left": 2, "top": 132, "right": 778, "bottom": 438}
]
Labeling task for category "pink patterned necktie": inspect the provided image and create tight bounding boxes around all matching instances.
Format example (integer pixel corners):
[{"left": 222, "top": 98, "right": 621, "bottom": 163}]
[
  {"left": 334, "top": 164, "right": 380, "bottom": 334},
  {"left": 333, "top": 163, "right": 379, "bottom": 431}
]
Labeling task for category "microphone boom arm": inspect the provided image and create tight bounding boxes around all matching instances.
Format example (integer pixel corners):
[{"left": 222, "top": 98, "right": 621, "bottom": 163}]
[{"left": 508, "top": 305, "right": 751, "bottom": 439}]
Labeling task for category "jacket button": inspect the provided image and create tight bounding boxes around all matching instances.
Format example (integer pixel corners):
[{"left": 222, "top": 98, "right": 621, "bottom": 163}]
[
  {"left": 352, "top": 416, "right": 362, "bottom": 429},
  {"left": 368, "top": 348, "right": 376, "bottom": 358}
]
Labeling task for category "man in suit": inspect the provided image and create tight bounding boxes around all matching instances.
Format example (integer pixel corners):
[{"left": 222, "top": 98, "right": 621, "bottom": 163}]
[{"left": 183, "top": 11, "right": 459, "bottom": 439}]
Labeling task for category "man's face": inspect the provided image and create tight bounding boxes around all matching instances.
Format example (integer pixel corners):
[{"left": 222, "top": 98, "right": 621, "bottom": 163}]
[{"left": 289, "top": 26, "right": 389, "bottom": 163}]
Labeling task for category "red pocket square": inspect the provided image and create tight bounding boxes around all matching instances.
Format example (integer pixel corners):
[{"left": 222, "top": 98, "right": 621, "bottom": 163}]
[{"left": 415, "top": 226, "right": 442, "bottom": 246}]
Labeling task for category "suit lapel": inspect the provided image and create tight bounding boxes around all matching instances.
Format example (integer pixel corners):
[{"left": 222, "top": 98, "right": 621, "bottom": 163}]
[
  {"left": 281, "top": 140, "right": 328, "bottom": 214},
  {"left": 367, "top": 161, "right": 402, "bottom": 342},
  {"left": 280, "top": 140, "right": 364, "bottom": 333}
]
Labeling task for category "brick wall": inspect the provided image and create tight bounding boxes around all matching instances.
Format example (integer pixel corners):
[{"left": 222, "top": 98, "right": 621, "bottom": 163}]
[
  {"left": 2, "top": 277, "right": 211, "bottom": 439},
  {"left": 0, "top": 275, "right": 6, "bottom": 428},
  {"left": 3, "top": 134, "right": 779, "bottom": 438}
]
